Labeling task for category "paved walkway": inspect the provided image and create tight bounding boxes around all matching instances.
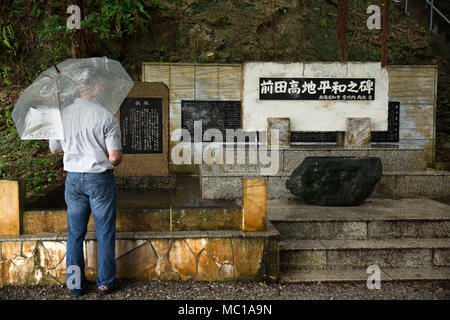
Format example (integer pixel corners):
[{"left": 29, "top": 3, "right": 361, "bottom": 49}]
[{"left": 0, "top": 279, "right": 448, "bottom": 300}]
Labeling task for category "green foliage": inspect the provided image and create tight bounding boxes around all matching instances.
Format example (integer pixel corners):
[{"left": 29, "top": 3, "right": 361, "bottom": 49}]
[
  {"left": 1, "top": 25, "right": 18, "bottom": 56},
  {"left": 0, "top": 159, "right": 6, "bottom": 178},
  {"left": 33, "top": 0, "right": 159, "bottom": 41},
  {"left": 153, "top": 46, "right": 168, "bottom": 61},
  {"left": 190, "top": 0, "right": 224, "bottom": 14},
  {"left": 0, "top": 0, "right": 159, "bottom": 89},
  {"left": 83, "top": 0, "right": 158, "bottom": 39},
  {"left": 0, "top": 123, "right": 64, "bottom": 192},
  {"left": 0, "top": 65, "right": 12, "bottom": 87}
]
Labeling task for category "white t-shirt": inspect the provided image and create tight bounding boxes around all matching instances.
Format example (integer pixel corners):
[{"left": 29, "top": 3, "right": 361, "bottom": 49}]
[{"left": 49, "top": 97, "right": 122, "bottom": 173}]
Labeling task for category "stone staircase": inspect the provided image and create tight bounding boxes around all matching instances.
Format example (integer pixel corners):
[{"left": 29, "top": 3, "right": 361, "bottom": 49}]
[{"left": 268, "top": 198, "right": 450, "bottom": 282}]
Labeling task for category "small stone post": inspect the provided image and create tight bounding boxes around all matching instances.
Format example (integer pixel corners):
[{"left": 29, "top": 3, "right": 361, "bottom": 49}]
[
  {"left": 345, "top": 118, "right": 371, "bottom": 148},
  {"left": 336, "top": 132, "right": 346, "bottom": 146},
  {"left": 0, "top": 179, "right": 25, "bottom": 235},
  {"left": 267, "top": 118, "right": 290, "bottom": 148},
  {"left": 242, "top": 178, "right": 267, "bottom": 231}
]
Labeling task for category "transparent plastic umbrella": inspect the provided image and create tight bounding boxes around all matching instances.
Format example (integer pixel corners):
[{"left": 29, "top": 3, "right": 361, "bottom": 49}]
[{"left": 11, "top": 57, "right": 134, "bottom": 140}]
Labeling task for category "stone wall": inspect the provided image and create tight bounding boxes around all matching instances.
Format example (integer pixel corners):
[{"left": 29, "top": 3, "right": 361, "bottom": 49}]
[
  {"left": 389, "top": 66, "right": 438, "bottom": 163},
  {"left": 0, "top": 228, "right": 280, "bottom": 286}
]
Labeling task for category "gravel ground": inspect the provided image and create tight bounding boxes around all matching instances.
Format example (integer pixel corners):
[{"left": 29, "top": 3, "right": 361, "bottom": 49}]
[{"left": 0, "top": 280, "right": 449, "bottom": 300}]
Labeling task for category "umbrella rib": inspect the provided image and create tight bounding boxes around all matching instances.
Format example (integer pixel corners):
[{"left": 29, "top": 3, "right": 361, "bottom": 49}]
[
  {"left": 41, "top": 73, "right": 52, "bottom": 79},
  {"left": 59, "top": 74, "right": 108, "bottom": 109},
  {"left": 40, "top": 72, "right": 65, "bottom": 140}
]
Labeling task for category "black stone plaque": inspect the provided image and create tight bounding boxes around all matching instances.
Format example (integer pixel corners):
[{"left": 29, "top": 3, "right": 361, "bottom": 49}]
[
  {"left": 290, "top": 101, "right": 400, "bottom": 143},
  {"left": 181, "top": 100, "right": 241, "bottom": 141},
  {"left": 290, "top": 131, "right": 337, "bottom": 143},
  {"left": 371, "top": 101, "right": 399, "bottom": 142},
  {"left": 259, "top": 77, "right": 375, "bottom": 101},
  {"left": 120, "top": 97, "right": 163, "bottom": 154}
]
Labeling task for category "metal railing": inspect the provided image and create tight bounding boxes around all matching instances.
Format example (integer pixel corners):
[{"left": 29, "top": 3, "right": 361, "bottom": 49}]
[
  {"left": 405, "top": 0, "right": 410, "bottom": 16},
  {"left": 403, "top": 0, "right": 449, "bottom": 32},
  {"left": 424, "top": 0, "right": 450, "bottom": 33}
]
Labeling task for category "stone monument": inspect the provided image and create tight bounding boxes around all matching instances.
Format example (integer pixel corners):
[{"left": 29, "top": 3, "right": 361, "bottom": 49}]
[{"left": 114, "top": 81, "right": 175, "bottom": 189}]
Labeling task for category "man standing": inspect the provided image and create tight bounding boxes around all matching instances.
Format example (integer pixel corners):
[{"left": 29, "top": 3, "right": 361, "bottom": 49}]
[{"left": 49, "top": 85, "right": 122, "bottom": 297}]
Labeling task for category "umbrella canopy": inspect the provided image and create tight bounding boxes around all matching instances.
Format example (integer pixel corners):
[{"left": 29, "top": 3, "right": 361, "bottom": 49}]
[{"left": 12, "top": 57, "right": 134, "bottom": 140}]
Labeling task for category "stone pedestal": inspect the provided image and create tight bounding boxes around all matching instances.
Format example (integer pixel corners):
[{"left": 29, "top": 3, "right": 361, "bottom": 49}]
[
  {"left": 199, "top": 146, "right": 433, "bottom": 200},
  {"left": 0, "top": 180, "right": 24, "bottom": 235},
  {"left": 267, "top": 118, "right": 290, "bottom": 148},
  {"left": 345, "top": 118, "right": 371, "bottom": 148},
  {"left": 336, "top": 131, "right": 345, "bottom": 146},
  {"left": 242, "top": 179, "right": 267, "bottom": 231}
]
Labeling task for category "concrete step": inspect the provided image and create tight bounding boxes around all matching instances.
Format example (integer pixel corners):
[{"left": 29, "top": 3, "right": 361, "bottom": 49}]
[
  {"left": 280, "top": 267, "right": 450, "bottom": 283},
  {"left": 279, "top": 238, "right": 450, "bottom": 270},
  {"left": 269, "top": 198, "right": 450, "bottom": 240}
]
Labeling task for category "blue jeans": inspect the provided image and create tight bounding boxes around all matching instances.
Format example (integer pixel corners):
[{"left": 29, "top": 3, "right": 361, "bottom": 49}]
[{"left": 65, "top": 170, "right": 117, "bottom": 295}]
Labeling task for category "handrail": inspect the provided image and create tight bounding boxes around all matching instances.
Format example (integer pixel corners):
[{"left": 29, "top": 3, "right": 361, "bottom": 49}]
[{"left": 425, "top": 0, "right": 450, "bottom": 33}]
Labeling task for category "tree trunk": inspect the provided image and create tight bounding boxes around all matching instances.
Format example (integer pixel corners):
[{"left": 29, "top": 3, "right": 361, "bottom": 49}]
[
  {"left": 381, "top": 0, "right": 390, "bottom": 68},
  {"left": 337, "top": 0, "right": 348, "bottom": 63},
  {"left": 0, "top": 0, "right": 6, "bottom": 21},
  {"left": 134, "top": 0, "right": 139, "bottom": 28},
  {"left": 235, "top": 0, "right": 241, "bottom": 51},
  {"left": 46, "top": 0, "right": 52, "bottom": 16},
  {"left": 301, "top": 0, "right": 307, "bottom": 65},
  {"left": 75, "top": 0, "right": 91, "bottom": 57},
  {"left": 25, "top": 0, "right": 31, "bottom": 23}
]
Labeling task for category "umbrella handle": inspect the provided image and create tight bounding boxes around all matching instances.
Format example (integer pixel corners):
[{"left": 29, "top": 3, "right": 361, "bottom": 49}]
[{"left": 54, "top": 65, "right": 61, "bottom": 73}]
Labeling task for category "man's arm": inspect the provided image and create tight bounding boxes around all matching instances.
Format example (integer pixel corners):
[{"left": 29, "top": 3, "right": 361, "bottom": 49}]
[
  {"left": 108, "top": 150, "right": 123, "bottom": 166},
  {"left": 49, "top": 140, "right": 63, "bottom": 154},
  {"left": 105, "top": 116, "right": 123, "bottom": 166}
]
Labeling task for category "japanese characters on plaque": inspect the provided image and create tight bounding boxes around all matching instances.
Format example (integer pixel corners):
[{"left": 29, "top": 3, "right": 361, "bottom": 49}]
[
  {"left": 259, "top": 78, "right": 375, "bottom": 101},
  {"left": 181, "top": 100, "right": 241, "bottom": 141},
  {"left": 120, "top": 97, "right": 163, "bottom": 154}
]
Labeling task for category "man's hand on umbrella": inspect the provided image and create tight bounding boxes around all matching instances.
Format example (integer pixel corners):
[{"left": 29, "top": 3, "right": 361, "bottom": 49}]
[
  {"left": 49, "top": 140, "right": 63, "bottom": 154},
  {"left": 49, "top": 147, "right": 63, "bottom": 154}
]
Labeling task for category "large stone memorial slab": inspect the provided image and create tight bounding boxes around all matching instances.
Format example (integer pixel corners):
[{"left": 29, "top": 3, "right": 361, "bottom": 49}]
[
  {"left": 115, "top": 82, "right": 175, "bottom": 188},
  {"left": 242, "top": 62, "right": 389, "bottom": 132}
]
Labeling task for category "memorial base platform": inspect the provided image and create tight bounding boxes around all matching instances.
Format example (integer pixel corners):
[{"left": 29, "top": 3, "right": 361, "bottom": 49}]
[{"left": 199, "top": 145, "right": 450, "bottom": 200}]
